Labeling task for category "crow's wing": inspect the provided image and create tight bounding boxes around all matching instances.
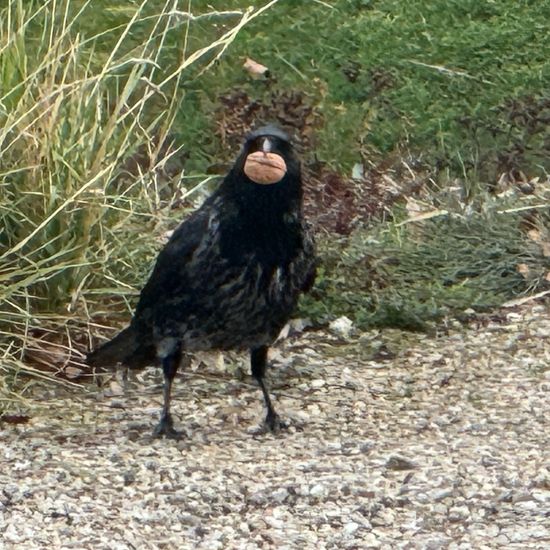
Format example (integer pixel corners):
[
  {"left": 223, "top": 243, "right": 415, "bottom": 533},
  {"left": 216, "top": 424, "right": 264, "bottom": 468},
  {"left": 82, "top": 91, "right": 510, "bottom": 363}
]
[
  {"left": 88, "top": 202, "right": 216, "bottom": 368},
  {"left": 299, "top": 221, "right": 317, "bottom": 293},
  {"left": 131, "top": 201, "right": 215, "bottom": 328}
]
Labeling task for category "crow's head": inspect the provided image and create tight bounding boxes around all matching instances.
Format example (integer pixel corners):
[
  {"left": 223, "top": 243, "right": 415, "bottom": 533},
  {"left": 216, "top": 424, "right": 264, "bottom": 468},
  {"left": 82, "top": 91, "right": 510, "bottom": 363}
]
[
  {"left": 242, "top": 125, "right": 291, "bottom": 185},
  {"left": 236, "top": 125, "right": 300, "bottom": 186},
  {"left": 221, "top": 125, "right": 302, "bottom": 215}
]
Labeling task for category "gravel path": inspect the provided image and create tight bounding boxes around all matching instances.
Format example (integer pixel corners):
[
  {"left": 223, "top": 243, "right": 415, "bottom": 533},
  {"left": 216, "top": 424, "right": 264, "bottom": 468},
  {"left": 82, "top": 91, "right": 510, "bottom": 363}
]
[{"left": 1, "top": 303, "right": 549, "bottom": 549}]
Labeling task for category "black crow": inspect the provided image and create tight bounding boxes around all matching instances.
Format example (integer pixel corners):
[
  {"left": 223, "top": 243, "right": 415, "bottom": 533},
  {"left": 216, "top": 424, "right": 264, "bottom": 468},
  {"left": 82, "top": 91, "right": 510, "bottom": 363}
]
[{"left": 88, "top": 125, "right": 316, "bottom": 437}]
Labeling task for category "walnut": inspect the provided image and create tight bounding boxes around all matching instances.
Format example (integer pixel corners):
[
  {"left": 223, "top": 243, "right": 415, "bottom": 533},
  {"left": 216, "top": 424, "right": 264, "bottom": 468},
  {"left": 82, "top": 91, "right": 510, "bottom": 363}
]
[{"left": 244, "top": 152, "right": 287, "bottom": 184}]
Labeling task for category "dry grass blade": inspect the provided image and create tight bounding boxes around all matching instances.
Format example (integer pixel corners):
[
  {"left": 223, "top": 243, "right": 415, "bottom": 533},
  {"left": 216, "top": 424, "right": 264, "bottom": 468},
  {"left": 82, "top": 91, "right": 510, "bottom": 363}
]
[{"left": 0, "top": 0, "right": 280, "bottom": 411}]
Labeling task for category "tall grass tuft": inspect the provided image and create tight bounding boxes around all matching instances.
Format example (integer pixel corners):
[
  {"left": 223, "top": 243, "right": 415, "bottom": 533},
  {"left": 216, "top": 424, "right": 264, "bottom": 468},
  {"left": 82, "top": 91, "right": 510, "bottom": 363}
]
[{"left": 0, "top": 0, "right": 279, "bottom": 411}]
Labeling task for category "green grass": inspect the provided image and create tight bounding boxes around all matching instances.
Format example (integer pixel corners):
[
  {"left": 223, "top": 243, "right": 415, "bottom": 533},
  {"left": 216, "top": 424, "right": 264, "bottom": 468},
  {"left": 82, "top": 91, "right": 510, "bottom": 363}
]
[
  {"left": 162, "top": 0, "right": 550, "bottom": 183},
  {"left": 61, "top": 1, "right": 550, "bottom": 180}
]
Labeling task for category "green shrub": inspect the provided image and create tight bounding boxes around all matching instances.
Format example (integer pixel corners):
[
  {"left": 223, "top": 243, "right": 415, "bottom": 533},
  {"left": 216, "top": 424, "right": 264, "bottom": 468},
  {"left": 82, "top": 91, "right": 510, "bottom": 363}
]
[{"left": 302, "top": 193, "right": 550, "bottom": 330}]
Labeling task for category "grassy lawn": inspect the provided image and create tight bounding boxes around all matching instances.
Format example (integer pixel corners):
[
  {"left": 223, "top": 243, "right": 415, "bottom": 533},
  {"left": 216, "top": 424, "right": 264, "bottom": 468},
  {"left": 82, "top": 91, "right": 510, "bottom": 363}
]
[
  {"left": 178, "top": 0, "right": 550, "bottom": 181},
  {"left": 68, "top": 1, "right": 550, "bottom": 179}
]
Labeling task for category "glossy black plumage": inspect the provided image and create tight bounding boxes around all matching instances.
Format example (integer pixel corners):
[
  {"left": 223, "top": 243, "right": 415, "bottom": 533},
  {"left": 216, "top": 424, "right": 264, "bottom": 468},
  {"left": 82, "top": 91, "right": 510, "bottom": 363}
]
[{"left": 88, "top": 126, "right": 316, "bottom": 436}]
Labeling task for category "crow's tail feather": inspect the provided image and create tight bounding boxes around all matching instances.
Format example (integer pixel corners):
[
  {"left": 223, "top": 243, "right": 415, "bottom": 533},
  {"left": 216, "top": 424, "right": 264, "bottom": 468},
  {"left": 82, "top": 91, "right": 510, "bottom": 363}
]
[{"left": 87, "top": 326, "right": 155, "bottom": 369}]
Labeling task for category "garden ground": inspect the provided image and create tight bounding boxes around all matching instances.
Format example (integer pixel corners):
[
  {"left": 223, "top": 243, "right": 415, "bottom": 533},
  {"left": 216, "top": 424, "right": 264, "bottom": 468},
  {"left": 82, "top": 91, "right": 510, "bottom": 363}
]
[{"left": 1, "top": 301, "right": 549, "bottom": 549}]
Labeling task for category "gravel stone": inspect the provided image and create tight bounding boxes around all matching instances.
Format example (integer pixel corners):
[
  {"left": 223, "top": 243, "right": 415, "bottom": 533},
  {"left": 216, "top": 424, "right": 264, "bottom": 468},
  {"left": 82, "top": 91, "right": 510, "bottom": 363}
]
[{"left": 1, "top": 302, "right": 550, "bottom": 548}]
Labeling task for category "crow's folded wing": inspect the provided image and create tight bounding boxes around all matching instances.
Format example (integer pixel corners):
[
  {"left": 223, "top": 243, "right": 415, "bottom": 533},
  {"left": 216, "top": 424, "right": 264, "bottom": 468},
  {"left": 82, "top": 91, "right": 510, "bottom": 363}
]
[{"left": 132, "top": 203, "right": 215, "bottom": 325}]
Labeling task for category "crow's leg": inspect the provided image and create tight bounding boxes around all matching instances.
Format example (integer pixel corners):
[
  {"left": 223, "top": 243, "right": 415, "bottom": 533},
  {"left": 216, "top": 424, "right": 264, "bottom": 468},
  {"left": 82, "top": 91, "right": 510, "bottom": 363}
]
[
  {"left": 250, "top": 346, "right": 286, "bottom": 433},
  {"left": 153, "top": 345, "right": 183, "bottom": 439}
]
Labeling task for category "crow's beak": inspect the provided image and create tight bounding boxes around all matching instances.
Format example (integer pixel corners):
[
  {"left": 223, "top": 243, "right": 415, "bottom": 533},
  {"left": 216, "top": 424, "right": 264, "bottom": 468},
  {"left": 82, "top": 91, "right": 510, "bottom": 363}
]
[{"left": 262, "top": 137, "right": 272, "bottom": 156}]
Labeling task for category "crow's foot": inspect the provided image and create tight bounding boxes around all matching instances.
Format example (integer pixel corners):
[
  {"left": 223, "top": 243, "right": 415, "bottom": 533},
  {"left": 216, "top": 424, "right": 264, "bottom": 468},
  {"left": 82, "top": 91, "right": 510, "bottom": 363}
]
[
  {"left": 264, "top": 411, "right": 288, "bottom": 434},
  {"left": 152, "top": 415, "right": 182, "bottom": 439}
]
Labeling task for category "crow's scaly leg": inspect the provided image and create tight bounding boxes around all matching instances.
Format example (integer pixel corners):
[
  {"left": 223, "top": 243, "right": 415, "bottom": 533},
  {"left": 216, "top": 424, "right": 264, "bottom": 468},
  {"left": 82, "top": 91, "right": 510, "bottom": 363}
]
[
  {"left": 250, "top": 346, "right": 286, "bottom": 432},
  {"left": 153, "top": 345, "right": 183, "bottom": 438}
]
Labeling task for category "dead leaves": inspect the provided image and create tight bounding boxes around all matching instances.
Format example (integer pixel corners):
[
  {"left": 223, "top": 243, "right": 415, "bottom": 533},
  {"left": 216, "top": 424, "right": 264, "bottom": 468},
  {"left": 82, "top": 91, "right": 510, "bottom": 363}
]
[
  {"left": 527, "top": 228, "right": 550, "bottom": 257},
  {"left": 524, "top": 227, "right": 550, "bottom": 282},
  {"left": 243, "top": 57, "right": 270, "bottom": 79}
]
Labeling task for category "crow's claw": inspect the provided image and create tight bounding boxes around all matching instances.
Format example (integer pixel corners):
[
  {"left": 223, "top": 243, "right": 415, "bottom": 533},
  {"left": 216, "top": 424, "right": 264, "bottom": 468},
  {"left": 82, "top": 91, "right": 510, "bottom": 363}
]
[
  {"left": 152, "top": 415, "right": 182, "bottom": 439},
  {"left": 265, "top": 411, "right": 288, "bottom": 434}
]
